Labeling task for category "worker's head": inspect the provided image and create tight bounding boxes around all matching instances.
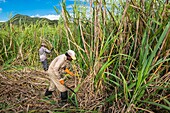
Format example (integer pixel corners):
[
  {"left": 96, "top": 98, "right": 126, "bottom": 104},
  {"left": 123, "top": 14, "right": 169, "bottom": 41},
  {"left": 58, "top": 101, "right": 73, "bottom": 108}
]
[
  {"left": 66, "top": 50, "right": 76, "bottom": 61},
  {"left": 41, "top": 43, "right": 46, "bottom": 47}
]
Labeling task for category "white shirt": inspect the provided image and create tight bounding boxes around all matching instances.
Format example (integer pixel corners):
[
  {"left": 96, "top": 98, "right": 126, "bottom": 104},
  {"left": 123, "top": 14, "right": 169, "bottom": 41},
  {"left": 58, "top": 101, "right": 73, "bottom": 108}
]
[
  {"left": 48, "top": 54, "right": 70, "bottom": 79},
  {"left": 39, "top": 46, "right": 51, "bottom": 62}
]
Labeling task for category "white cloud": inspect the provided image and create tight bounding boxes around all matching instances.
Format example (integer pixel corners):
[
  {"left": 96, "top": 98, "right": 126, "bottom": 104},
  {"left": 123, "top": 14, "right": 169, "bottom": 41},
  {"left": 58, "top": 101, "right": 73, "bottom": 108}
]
[
  {"left": 66, "top": 5, "right": 73, "bottom": 9},
  {"left": 0, "top": 8, "right": 2, "bottom": 12},
  {"left": 31, "top": 14, "right": 61, "bottom": 20},
  {"left": 0, "top": 20, "right": 6, "bottom": 22},
  {"left": 0, "top": 0, "right": 6, "bottom": 3}
]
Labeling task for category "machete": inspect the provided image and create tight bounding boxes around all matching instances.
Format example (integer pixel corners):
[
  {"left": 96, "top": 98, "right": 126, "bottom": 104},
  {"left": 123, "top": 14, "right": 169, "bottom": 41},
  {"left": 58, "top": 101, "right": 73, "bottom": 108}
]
[{"left": 64, "top": 84, "right": 76, "bottom": 94}]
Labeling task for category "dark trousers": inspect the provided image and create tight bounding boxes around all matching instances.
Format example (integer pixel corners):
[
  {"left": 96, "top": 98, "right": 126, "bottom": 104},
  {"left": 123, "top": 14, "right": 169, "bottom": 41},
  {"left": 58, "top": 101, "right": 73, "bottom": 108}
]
[{"left": 41, "top": 59, "right": 48, "bottom": 71}]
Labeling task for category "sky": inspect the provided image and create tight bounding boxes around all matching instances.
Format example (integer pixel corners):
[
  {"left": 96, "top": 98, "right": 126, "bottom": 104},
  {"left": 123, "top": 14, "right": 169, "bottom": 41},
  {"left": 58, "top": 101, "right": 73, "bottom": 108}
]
[{"left": 0, "top": 0, "right": 83, "bottom": 22}]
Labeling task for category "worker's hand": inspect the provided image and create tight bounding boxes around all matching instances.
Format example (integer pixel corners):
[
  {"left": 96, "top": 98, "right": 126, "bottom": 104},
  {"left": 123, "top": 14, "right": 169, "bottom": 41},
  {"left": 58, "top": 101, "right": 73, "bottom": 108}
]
[
  {"left": 51, "top": 47, "right": 54, "bottom": 51},
  {"left": 59, "top": 79, "right": 64, "bottom": 85},
  {"left": 64, "top": 68, "right": 74, "bottom": 76}
]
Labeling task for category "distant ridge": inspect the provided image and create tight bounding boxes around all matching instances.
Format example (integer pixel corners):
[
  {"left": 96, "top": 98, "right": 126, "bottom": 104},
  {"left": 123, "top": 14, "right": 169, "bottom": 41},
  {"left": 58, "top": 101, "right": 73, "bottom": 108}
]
[{"left": 1, "top": 14, "right": 58, "bottom": 26}]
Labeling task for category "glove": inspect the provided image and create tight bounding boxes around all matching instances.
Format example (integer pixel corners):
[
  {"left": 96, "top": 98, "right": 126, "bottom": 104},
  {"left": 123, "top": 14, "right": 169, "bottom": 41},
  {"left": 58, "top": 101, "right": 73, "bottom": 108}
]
[
  {"left": 59, "top": 79, "right": 64, "bottom": 85},
  {"left": 64, "top": 68, "right": 74, "bottom": 76},
  {"left": 51, "top": 47, "right": 54, "bottom": 51}
]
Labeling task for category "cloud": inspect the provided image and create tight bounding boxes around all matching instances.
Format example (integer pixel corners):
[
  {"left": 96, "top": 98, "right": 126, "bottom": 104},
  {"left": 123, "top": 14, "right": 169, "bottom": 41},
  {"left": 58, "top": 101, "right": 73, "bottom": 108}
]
[
  {"left": 0, "top": 20, "right": 6, "bottom": 22},
  {"left": 66, "top": 5, "right": 73, "bottom": 9},
  {"left": 31, "top": 14, "right": 61, "bottom": 20},
  {"left": 0, "top": 8, "right": 2, "bottom": 12},
  {"left": 0, "top": 0, "right": 6, "bottom": 3}
]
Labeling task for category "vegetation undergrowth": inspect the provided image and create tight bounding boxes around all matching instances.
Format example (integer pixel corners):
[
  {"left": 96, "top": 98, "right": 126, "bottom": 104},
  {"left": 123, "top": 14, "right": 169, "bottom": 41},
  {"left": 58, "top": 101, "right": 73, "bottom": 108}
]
[{"left": 0, "top": 0, "right": 170, "bottom": 112}]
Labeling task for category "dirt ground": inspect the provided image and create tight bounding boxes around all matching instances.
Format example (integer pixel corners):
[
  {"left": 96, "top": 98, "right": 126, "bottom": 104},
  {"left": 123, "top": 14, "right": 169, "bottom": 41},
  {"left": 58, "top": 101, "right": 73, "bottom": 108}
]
[{"left": 0, "top": 68, "right": 81, "bottom": 113}]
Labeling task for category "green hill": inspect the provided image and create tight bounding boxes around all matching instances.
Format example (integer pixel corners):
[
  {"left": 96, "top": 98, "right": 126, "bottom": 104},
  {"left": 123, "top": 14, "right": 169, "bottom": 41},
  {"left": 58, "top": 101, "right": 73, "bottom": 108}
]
[{"left": 1, "top": 14, "right": 58, "bottom": 26}]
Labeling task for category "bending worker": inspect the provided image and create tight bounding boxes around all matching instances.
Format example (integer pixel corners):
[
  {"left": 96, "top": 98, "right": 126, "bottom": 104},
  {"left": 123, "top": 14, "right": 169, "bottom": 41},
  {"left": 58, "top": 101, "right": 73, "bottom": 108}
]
[
  {"left": 45, "top": 50, "right": 76, "bottom": 103},
  {"left": 39, "top": 43, "right": 53, "bottom": 71}
]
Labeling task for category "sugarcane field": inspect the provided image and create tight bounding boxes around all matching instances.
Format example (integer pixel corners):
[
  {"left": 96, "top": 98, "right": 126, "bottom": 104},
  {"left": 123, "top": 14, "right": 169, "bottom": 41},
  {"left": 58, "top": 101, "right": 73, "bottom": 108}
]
[{"left": 0, "top": 0, "right": 170, "bottom": 113}]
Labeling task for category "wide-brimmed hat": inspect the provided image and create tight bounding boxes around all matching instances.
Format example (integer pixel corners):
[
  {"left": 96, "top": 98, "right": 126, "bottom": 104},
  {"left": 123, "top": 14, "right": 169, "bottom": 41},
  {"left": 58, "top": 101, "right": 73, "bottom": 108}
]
[
  {"left": 41, "top": 43, "right": 46, "bottom": 46},
  {"left": 67, "top": 50, "right": 76, "bottom": 60}
]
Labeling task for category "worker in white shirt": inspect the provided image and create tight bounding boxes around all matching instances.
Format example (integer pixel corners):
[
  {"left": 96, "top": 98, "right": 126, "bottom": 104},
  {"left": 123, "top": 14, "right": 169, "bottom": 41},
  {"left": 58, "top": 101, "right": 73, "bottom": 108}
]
[
  {"left": 39, "top": 43, "right": 54, "bottom": 71},
  {"left": 45, "top": 50, "right": 76, "bottom": 105}
]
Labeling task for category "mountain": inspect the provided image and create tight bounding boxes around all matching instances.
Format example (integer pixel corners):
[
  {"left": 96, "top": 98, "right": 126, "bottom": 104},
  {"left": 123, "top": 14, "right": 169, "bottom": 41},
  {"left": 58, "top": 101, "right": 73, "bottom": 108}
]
[{"left": 1, "top": 14, "right": 58, "bottom": 26}]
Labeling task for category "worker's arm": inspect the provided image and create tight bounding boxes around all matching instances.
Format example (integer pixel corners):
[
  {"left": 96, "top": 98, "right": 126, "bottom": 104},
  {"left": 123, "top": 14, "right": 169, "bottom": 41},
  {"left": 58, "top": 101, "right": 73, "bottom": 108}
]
[
  {"left": 64, "top": 68, "right": 74, "bottom": 76},
  {"left": 44, "top": 48, "right": 51, "bottom": 54},
  {"left": 53, "top": 58, "right": 65, "bottom": 77},
  {"left": 59, "top": 79, "right": 64, "bottom": 85}
]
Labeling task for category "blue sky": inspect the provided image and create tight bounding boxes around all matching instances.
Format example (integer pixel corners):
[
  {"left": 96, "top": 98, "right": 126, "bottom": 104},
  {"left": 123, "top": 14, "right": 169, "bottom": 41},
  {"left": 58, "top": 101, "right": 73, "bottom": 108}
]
[{"left": 0, "top": 0, "right": 81, "bottom": 22}]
